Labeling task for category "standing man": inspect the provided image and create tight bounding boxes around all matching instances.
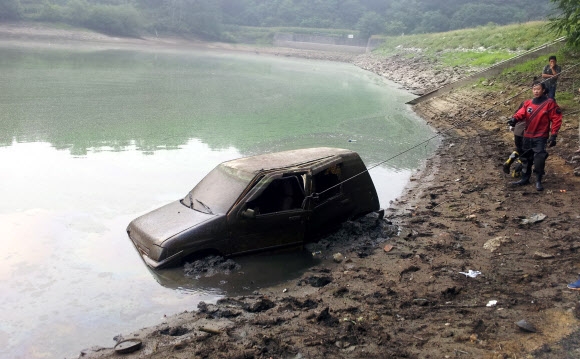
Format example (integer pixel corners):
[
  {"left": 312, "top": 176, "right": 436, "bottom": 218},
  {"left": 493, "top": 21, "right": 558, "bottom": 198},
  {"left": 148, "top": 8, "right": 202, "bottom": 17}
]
[
  {"left": 508, "top": 81, "right": 562, "bottom": 191},
  {"left": 542, "top": 55, "right": 562, "bottom": 100}
]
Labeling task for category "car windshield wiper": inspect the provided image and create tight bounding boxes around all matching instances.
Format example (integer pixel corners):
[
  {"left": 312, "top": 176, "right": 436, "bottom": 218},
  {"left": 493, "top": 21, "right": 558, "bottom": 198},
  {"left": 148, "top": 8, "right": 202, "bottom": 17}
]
[{"left": 196, "top": 199, "right": 214, "bottom": 214}]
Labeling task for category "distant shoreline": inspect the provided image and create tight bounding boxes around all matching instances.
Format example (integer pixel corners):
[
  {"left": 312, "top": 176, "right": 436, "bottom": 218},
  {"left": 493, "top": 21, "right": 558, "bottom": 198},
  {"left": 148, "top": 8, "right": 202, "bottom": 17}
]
[
  {"left": 0, "top": 22, "right": 358, "bottom": 60},
  {"left": 0, "top": 22, "right": 457, "bottom": 95}
]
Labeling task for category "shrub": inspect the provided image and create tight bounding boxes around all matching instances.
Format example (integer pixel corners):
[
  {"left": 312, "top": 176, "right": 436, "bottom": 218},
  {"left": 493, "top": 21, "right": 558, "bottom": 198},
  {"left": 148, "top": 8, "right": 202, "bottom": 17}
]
[
  {"left": 64, "top": 0, "right": 90, "bottom": 26},
  {"left": 83, "top": 4, "right": 144, "bottom": 37},
  {"left": 37, "top": 1, "right": 65, "bottom": 22},
  {"left": 0, "top": 0, "right": 22, "bottom": 21}
]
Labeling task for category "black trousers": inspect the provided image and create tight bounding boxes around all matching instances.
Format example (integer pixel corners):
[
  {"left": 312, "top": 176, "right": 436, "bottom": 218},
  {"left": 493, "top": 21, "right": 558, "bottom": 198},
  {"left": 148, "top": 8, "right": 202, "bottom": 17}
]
[
  {"left": 547, "top": 84, "right": 557, "bottom": 100},
  {"left": 520, "top": 137, "right": 548, "bottom": 176},
  {"left": 514, "top": 135, "right": 524, "bottom": 154}
]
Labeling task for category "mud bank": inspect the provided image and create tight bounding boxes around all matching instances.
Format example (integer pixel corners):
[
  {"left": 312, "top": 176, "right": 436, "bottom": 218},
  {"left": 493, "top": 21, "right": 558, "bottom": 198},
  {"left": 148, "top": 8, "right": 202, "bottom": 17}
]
[{"left": 2, "top": 23, "right": 579, "bottom": 359}]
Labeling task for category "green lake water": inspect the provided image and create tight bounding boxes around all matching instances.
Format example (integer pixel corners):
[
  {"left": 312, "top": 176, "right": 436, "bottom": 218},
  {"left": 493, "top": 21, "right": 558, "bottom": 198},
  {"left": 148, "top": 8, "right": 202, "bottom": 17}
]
[{"left": 0, "top": 46, "right": 438, "bottom": 359}]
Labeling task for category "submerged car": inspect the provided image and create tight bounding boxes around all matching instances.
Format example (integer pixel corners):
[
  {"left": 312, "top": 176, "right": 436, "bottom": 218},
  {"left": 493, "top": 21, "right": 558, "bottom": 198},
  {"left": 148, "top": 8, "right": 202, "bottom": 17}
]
[{"left": 127, "top": 147, "right": 380, "bottom": 269}]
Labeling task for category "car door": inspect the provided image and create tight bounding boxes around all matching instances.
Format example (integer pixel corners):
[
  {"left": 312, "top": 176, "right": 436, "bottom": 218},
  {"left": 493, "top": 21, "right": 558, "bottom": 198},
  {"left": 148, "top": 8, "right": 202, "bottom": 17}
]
[
  {"left": 305, "top": 159, "right": 354, "bottom": 239},
  {"left": 227, "top": 173, "right": 308, "bottom": 255}
]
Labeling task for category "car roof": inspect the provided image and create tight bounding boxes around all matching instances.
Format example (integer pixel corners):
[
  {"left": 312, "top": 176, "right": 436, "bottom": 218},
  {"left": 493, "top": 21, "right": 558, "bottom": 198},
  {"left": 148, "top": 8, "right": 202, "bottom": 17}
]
[{"left": 221, "top": 147, "right": 355, "bottom": 175}]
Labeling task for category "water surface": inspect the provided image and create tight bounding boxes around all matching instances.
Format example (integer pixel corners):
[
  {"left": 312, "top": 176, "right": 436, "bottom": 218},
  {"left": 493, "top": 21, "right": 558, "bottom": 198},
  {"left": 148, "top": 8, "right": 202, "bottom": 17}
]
[{"left": 0, "top": 46, "right": 438, "bottom": 358}]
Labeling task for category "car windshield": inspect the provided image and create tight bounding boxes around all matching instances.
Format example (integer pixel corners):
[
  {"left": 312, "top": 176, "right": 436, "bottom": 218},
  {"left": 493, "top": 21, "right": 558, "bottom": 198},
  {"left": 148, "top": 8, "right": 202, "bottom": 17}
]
[{"left": 181, "top": 163, "right": 254, "bottom": 214}]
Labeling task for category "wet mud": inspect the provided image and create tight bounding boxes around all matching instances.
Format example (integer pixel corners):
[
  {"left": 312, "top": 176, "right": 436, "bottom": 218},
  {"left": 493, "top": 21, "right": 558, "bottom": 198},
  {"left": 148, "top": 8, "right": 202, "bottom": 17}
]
[{"left": 183, "top": 256, "right": 242, "bottom": 278}]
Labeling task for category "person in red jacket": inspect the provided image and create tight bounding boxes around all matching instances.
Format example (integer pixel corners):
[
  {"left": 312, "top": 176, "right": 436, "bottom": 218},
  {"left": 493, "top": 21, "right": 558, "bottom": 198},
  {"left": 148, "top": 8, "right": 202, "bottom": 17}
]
[{"left": 508, "top": 81, "right": 562, "bottom": 191}]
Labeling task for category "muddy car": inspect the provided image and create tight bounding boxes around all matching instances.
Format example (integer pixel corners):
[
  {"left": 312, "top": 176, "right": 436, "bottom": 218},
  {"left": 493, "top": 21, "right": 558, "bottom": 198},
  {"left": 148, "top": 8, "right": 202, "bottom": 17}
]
[{"left": 127, "top": 147, "right": 380, "bottom": 269}]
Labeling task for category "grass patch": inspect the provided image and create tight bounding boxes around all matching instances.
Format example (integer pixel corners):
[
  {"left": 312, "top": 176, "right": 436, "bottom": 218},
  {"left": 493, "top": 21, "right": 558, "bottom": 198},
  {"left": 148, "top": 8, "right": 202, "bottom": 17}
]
[
  {"left": 470, "top": 77, "right": 505, "bottom": 92},
  {"left": 372, "top": 21, "right": 559, "bottom": 67},
  {"left": 504, "top": 56, "right": 547, "bottom": 74},
  {"left": 556, "top": 91, "right": 576, "bottom": 109},
  {"left": 439, "top": 51, "right": 514, "bottom": 67}
]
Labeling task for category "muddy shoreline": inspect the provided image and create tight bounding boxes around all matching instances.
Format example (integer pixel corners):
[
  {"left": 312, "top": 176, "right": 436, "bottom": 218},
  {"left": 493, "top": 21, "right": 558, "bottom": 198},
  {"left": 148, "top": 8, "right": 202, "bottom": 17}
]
[{"left": 3, "top": 23, "right": 579, "bottom": 359}]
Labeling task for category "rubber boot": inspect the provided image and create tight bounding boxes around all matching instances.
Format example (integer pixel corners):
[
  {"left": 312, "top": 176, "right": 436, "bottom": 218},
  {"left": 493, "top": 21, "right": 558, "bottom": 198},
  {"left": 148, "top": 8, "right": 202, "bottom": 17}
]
[
  {"left": 535, "top": 173, "right": 544, "bottom": 191},
  {"left": 503, "top": 151, "right": 519, "bottom": 174},
  {"left": 511, "top": 171, "right": 531, "bottom": 186}
]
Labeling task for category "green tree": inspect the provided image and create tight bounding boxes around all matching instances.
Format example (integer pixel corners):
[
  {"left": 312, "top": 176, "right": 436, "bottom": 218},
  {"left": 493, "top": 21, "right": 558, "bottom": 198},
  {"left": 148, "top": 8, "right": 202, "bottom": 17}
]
[
  {"left": 389, "top": 0, "right": 423, "bottom": 34},
  {"left": 359, "top": 0, "right": 389, "bottom": 14},
  {"left": 0, "top": 0, "right": 22, "bottom": 20},
  {"left": 548, "top": 0, "right": 580, "bottom": 47},
  {"left": 384, "top": 20, "right": 406, "bottom": 36},
  {"left": 64, "top": 0, "right": 90, "bottom": 25},
  {"left": 450, "top": 3, "right": 520, "bottom": 30},
  {"left": 337, "top": 0, "right": 364, "bottom": 28},
  {"left": 415, "top": 10, "right": 449, "bottom": 33},
  {"left": 356, "top": 11, "right": 383, "bottom": 39},
  {"left": 277, "top": 0, "right": 297, "bottom": 26},
  {"left": 181, "top": 0, "right": 223, "bottom": 39},
  {"left": 136, "top": 0, "right": 224, "bottom": 40},
  {"left": 37, "top": 0, "right": 65, "bottom": 22},
  {"left": 84, "top": 3, "right": 144, "bottom": 37}
]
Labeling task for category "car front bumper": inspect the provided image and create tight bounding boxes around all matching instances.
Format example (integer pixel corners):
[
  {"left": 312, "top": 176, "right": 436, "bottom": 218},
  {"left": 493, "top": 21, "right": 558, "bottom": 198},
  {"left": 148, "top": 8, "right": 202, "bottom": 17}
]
[{"left": 141, "top": 250, "right": 184, "bottom": 269}]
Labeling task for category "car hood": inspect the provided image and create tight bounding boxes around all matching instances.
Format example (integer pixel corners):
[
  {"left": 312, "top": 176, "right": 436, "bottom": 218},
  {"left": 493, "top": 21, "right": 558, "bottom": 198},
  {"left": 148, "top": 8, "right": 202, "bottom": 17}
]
[{"left": 128, "top": 200, "right": 216, "bottom": 247}]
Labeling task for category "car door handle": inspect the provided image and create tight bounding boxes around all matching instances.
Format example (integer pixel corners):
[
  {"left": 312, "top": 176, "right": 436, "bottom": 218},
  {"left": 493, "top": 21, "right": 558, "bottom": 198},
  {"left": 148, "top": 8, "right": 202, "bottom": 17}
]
[{"left": 289, "top": 216, "right": 302, "bottom": 221}]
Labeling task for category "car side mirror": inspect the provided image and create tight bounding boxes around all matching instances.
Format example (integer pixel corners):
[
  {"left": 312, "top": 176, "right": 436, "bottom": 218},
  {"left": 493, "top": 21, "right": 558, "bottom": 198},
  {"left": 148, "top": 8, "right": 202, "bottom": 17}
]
[{"left": 241, "top": 208, "right": 256, "bottom": 219}]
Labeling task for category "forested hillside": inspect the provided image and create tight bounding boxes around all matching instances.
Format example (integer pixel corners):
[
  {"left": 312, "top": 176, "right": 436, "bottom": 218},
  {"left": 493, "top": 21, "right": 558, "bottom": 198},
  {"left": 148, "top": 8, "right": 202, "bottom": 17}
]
[
  {"left": 0, "top": 0, "right": 554, "bottom": 40},
  {"left": 221, "top": 0, "right": 552, "bottom": 36}
]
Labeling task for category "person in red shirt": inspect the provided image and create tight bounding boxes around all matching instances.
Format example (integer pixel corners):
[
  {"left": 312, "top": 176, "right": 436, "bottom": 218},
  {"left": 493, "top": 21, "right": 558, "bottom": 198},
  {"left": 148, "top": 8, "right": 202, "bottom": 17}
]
[{"left": 508, "top": 81, "right": 562, "bottom": 191}]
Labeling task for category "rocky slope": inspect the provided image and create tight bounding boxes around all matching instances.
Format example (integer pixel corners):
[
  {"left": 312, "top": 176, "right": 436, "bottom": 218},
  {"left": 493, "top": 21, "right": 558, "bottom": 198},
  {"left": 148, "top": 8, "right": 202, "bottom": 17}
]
[{"left": 353, "top": 52, "right": 475, "bottom": 95}]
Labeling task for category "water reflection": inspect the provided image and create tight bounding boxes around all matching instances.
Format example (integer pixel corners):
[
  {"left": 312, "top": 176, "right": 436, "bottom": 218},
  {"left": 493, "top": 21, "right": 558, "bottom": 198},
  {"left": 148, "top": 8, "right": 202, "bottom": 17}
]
[{"left": 0, "top": 46, "right": 437, "bottom": 168}]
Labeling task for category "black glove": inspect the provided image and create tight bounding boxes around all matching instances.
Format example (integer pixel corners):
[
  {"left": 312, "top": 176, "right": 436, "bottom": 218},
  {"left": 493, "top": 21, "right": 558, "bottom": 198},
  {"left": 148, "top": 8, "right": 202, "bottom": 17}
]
[
  {"left": 507, "top": 117, "right": 516, "bottom": 127},
  {"left": 548, "top": 134, "right": 557, "bottom": 147}
]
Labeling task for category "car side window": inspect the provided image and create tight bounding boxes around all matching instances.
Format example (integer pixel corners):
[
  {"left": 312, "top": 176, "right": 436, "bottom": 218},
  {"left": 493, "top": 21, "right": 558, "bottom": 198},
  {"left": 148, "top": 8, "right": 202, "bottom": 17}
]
[
  {"left": 246, "top": 176, "right": 305, "bottom": 215},
  {"left": 312, "top": 164, "right": 342, "bottom": 202}
]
